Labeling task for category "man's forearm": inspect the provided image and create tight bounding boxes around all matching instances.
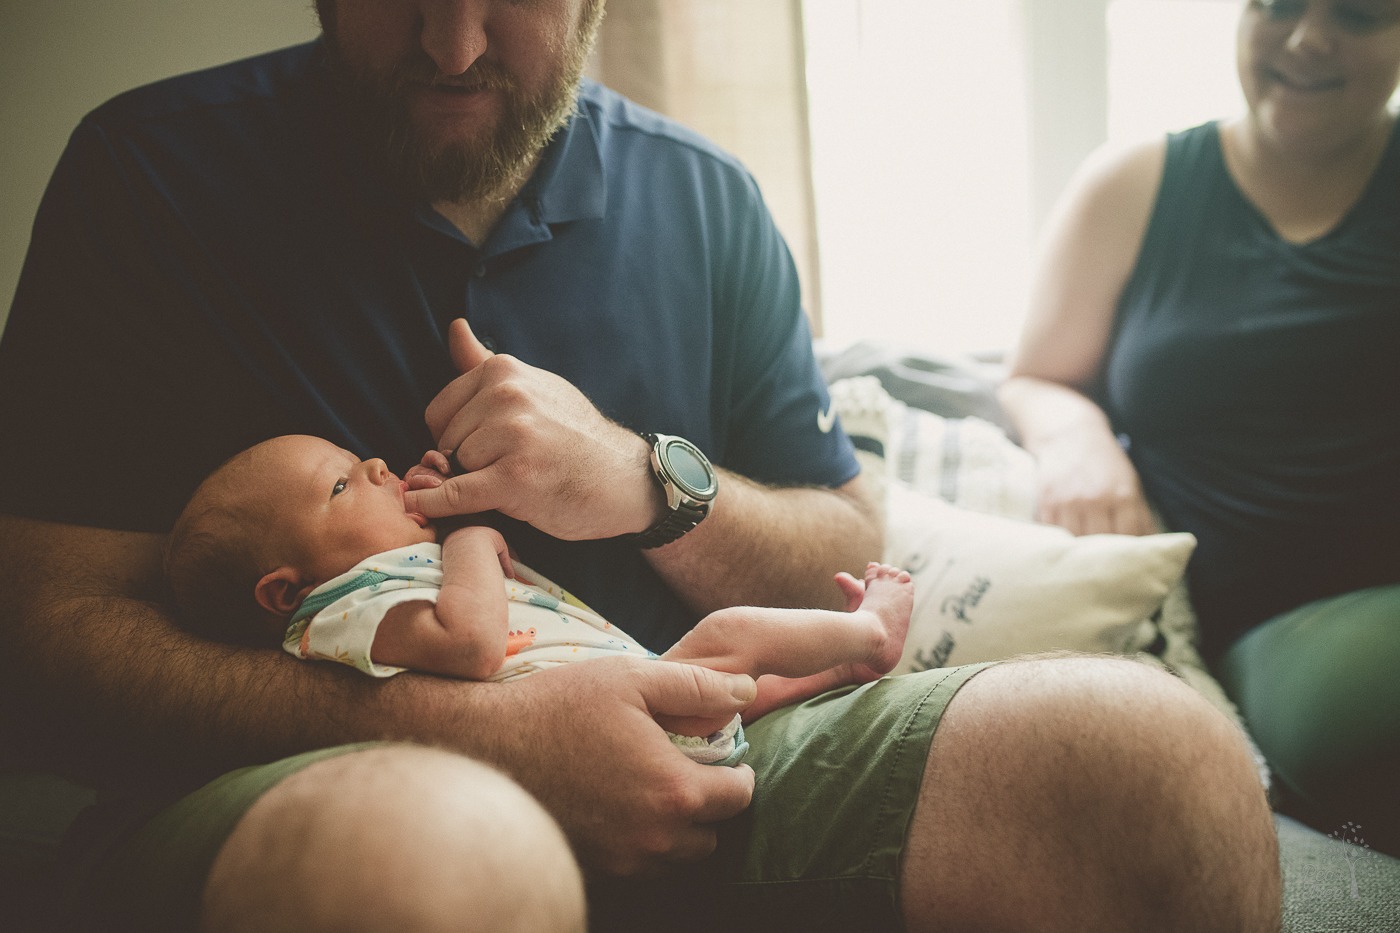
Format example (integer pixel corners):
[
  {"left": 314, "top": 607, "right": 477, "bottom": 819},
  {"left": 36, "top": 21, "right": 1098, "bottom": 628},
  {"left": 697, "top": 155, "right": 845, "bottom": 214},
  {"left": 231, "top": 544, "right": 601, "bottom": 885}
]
[
  {"left": 18, "top": 593, "right": 510, "bottom": 781},
  {"left": 645, "top": 471, "right": 882, "bottom": 616},
  {"left": 1, "top": 516, "right": 498, "bottom": 783}
]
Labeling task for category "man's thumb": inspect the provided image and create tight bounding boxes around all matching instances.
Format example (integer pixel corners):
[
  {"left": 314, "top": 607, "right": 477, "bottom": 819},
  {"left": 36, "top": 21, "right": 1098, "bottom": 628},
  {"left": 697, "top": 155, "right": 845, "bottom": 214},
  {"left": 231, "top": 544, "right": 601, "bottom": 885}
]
[
  {"left": 402, "top": 474, "right": 482, "bottom": 520},
  {"left": 647, "top": 663, "right": 757, "bottom": 716},
  {"left": 449, "top": 317, "right": 495, "bottom": 374}
]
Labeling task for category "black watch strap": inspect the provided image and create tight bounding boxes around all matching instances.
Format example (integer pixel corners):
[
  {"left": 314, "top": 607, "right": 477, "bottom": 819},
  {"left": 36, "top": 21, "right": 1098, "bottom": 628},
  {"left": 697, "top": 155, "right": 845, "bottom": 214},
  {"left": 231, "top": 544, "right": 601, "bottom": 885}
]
[
  {"left": 633, "top": 500, "right": 709, "bottom": 549},
  {"left": 631, "top": 432, "right": 716, "bottom": 549}
]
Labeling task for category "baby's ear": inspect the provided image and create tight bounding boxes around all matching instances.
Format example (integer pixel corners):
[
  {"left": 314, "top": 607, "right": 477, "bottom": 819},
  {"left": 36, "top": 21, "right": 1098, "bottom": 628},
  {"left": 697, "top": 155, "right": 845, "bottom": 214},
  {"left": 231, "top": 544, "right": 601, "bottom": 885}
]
[{"left": 255, "top": 567, "right": 312, "bottom": 617}]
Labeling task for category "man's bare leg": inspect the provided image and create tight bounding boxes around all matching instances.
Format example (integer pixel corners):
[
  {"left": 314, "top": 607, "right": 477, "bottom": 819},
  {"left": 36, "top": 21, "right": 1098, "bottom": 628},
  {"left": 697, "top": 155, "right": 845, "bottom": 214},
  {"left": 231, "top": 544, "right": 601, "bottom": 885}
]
[
  {"left": 900, "top": 656, "right": 1281, "bottom": 932},
  {"left": 200, "top": 745, "right": 585, "bottom": 933}
]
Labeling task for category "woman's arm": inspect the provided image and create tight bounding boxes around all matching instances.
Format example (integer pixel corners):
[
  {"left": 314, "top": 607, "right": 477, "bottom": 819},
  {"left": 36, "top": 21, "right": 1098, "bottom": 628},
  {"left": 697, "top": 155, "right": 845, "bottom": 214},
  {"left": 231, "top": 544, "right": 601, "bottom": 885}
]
[{"left": 1000, "top": 138, "right": 1166, "bottom": 536}]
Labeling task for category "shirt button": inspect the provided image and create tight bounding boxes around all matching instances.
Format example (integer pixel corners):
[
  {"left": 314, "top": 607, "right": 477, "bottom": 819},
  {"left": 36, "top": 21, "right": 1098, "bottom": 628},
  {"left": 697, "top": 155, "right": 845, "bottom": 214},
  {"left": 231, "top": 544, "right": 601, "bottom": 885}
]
[
  {"left": 481, "top": 337, "right": 497, "bottom": 352},
  {"left": 473, "top": 264, "right": 487, "bottom": 278}
]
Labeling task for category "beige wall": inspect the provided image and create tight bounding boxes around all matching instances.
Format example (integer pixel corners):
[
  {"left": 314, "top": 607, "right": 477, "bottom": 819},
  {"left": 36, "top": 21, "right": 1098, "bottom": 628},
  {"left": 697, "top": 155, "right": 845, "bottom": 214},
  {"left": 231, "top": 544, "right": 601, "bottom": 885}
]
[{"left": 0, "top": 2, "right": 321, "bottom": 336}]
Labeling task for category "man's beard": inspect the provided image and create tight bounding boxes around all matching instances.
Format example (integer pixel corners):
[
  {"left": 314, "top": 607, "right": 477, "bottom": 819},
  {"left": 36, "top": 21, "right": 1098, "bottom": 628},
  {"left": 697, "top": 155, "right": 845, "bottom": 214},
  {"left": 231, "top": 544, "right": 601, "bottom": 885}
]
[{"left": 318, "top": 2, "right": 602, "bottom": 205}]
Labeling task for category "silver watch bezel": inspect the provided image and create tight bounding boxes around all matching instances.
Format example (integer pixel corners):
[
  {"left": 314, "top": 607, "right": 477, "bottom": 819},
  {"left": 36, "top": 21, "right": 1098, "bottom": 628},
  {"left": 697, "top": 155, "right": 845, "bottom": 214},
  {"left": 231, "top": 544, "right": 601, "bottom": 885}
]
[{"left": 633, "top": 433, "right": 717, "bottom": 548}]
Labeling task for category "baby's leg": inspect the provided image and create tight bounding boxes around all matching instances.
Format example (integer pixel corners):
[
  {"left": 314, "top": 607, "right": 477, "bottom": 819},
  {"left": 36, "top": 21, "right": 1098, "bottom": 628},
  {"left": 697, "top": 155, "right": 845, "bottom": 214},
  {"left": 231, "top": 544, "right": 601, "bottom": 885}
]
[{"left": 662, "top": 563, "right": 913, "bottom": 720}]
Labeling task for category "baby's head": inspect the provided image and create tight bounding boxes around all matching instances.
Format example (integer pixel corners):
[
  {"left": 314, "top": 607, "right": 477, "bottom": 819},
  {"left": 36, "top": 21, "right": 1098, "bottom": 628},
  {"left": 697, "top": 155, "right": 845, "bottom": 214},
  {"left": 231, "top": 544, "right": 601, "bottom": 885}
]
[{"left": 165, "top": 435, "right": 435, "bottom": 645}]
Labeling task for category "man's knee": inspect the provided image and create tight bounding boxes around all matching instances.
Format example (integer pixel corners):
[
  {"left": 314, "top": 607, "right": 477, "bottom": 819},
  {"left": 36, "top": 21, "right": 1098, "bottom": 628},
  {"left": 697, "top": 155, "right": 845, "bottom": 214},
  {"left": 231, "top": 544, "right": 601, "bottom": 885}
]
[
  {"left": 200, "top": 744, "right": 585, "bottom": 933},
  {"left": 903, "top": 656, "right": 1280, "bottom": 933}
]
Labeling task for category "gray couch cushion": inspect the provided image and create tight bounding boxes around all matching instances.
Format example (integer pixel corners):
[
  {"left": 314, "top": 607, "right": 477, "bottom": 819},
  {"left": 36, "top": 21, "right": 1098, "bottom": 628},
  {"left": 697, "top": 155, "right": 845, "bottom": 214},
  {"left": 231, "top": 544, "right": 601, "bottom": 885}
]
[{"left": 1279, "top": 815, "right": 1400, "bottom": 932}]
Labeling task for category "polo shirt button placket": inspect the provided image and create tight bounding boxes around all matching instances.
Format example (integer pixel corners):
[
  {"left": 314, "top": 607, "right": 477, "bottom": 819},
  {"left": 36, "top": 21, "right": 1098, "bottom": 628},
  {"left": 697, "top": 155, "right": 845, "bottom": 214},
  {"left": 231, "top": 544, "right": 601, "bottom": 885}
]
[{"left": 466, "top": 258, "right": 495, "bottom": 352}]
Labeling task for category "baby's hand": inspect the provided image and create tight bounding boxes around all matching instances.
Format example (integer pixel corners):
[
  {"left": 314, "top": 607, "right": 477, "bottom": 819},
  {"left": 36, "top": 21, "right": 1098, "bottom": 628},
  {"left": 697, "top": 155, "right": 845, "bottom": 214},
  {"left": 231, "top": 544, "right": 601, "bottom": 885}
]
[{"left": 405, "top": 450, "right": 453, "bottom": 490}]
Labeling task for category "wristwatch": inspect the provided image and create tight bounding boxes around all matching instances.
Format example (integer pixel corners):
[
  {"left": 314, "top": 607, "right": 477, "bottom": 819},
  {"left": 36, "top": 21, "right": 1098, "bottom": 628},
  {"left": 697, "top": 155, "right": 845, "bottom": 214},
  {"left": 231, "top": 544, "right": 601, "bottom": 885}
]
[{"left": 632, "top": 433, "right": 719, "bottom": 548}]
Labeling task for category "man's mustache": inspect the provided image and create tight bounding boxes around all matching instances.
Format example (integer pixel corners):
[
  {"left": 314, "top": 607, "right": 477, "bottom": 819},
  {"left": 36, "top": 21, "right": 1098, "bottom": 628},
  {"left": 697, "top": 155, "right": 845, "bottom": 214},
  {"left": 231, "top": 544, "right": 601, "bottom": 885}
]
[{"left": 377, "top": 55, "right": 517, "bottom": 97}]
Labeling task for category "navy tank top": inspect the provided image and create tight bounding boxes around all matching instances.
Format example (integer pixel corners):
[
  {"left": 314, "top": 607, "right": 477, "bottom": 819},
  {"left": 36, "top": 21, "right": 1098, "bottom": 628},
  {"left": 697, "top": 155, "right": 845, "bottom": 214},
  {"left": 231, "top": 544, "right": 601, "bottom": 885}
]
[{"left": 1104, "top": 120, "right": 1400, "bottom": 658}]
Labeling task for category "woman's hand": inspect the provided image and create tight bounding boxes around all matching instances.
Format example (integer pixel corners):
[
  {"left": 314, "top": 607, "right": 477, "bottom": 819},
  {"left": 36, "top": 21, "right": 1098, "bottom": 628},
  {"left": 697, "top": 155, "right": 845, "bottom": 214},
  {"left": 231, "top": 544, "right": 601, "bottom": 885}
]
[
  {"left": 1032, "top": 428, "right": 1156, "bottom": 536},
  {"left": 1000, "top": 376, "right": 1157, "bottom": 537}
]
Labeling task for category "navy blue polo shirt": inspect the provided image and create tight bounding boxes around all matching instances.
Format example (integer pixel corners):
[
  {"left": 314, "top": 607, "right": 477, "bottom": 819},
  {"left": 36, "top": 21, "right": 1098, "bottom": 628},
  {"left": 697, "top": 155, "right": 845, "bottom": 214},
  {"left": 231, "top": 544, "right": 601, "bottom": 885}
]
[{"left": 0, "top": 41, "right": 857, "bottom": 649}]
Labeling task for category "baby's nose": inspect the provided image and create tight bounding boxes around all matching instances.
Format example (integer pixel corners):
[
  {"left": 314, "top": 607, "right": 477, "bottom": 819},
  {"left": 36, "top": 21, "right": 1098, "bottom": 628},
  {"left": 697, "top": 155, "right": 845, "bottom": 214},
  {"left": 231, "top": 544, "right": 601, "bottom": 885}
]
[{"left": 364, "top": 458, "right": 391, "bottom": 484}]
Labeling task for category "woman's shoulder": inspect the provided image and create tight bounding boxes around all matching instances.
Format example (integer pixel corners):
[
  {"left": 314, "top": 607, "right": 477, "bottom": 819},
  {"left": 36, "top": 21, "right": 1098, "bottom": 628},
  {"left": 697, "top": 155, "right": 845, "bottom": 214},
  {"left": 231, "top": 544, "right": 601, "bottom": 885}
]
[
  {"left": 1073, "top": 134, "right": 1171, "bottom": 212},
  {"left": 1047, "top": 134, "right": 1171, "bottom": 255}
]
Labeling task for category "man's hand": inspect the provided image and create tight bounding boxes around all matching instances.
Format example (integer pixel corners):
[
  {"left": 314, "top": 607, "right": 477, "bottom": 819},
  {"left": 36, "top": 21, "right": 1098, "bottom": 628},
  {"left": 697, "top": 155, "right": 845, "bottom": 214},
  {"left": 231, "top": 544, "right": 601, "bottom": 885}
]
[
  {"left": 404, "top": 319, "right": 659, "bottom": 540},
  {"left": 482, "top": 655, "right": 758, "bottom": 875}
]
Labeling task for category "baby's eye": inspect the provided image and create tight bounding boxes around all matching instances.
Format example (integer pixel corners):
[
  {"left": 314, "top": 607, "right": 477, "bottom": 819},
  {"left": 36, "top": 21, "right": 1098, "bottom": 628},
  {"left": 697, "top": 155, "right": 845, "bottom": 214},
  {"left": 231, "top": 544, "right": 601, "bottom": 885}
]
[{"left": 331, "top": 479, "right": 348, "bottom": 497}]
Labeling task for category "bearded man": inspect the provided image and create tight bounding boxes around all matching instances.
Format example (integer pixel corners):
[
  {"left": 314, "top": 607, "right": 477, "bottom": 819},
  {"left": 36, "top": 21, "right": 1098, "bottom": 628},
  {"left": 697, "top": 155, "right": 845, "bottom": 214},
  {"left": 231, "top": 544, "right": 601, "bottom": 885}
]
[{"left": 0, "top": 2, "right": 1282, "bottom": 932}]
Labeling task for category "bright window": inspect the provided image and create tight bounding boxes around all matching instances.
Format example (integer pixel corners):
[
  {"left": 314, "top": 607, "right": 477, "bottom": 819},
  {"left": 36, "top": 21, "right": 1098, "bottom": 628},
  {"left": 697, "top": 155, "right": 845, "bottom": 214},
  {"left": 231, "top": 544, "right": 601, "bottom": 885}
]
[
  {"left": 803, "top": 0, "right": 1031, "bottom": 356},
  {"left": 1107, "top": 0, "right": 1245, "bottom": 141},
  {"left": 803, "top": 0, "right": 1256, "bottom": 357}
]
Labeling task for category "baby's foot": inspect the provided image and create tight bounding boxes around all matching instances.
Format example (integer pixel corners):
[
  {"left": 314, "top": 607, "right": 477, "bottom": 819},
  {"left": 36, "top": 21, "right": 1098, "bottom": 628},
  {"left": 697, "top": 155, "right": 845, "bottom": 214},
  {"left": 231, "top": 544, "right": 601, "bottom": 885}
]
[{"left": 845, "top": 562, "right": 914, "bottom": 683}]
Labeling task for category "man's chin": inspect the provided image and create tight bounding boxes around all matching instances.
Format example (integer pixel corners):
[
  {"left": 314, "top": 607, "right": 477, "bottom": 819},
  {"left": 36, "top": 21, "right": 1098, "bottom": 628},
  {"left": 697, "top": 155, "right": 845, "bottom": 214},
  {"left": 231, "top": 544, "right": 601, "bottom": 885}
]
[
  {"left": 398, "top": 115, "right": 565, "bottom": 204},
  {"left": 411, "top": 126, "right": 500, "bottom": 171},
  {"left": 394, "top": 139, "right": 524, "bottom": 205},
  {"left": 361, "top": 76, "right": 579, "bottom": 204},
  {"left": 410, "top": 84, "right": 505, "bottom": 126}
]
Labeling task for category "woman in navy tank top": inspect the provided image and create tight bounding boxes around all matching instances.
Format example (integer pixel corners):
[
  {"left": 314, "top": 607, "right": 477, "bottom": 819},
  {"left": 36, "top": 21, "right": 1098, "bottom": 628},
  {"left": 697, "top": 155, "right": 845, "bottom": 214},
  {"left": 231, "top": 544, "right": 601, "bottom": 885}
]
[{"left": 1001, "top": 0, "right": 1400, "bottom": 853}]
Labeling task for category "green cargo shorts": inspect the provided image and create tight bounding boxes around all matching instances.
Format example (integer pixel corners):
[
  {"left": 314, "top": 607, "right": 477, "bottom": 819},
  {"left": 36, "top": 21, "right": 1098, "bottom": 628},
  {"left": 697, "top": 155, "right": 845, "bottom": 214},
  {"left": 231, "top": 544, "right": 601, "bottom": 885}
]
[
  {"left": 52, "top": 663, "right": 994, "bottom": 932},
  {"left": 592, "top": 662, "right": 995, "bottom": 933}
]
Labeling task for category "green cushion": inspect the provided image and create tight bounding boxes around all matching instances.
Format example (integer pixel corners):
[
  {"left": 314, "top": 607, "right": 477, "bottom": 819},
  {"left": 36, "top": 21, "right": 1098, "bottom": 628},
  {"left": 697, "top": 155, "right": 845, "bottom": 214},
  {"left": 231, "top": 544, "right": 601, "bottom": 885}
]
[{"left": 1220, "top": 584, "right": 1400, "bottom": 855}]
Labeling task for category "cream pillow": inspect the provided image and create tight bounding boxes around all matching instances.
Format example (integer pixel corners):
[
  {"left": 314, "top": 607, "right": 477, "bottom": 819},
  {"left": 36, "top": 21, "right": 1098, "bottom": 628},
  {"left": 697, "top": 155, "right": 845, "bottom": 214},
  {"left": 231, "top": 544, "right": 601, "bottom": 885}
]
[{"left": 885, "top": 480, "right": 1196, "bottom": 671}]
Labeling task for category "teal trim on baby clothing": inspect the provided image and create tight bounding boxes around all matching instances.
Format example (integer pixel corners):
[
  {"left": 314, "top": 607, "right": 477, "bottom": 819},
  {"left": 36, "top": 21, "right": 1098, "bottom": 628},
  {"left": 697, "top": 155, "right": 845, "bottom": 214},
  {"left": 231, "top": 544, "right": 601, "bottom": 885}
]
[
  {"left": 290, "top": 570, "right": 416, "bottom": 624},
  {"left": 668, "top": 719, "right": 749, "bottom": 767},
  {"left": 285, "top": 570, "right": 415, "bottom": 646}
]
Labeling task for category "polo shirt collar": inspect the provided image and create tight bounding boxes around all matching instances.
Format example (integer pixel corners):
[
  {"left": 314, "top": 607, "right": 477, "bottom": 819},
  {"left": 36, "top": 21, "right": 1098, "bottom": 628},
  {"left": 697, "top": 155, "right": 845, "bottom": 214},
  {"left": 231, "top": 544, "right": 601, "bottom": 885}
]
[{"left": 525, "top": 80, "right": 607, "bottom": 226}]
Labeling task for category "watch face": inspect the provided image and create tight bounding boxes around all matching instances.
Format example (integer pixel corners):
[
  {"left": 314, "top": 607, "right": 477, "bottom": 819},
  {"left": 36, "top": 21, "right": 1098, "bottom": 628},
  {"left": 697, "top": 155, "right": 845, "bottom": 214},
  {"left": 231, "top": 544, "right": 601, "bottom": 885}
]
[{"left": 663, "top": 439, "right": 716, "bottom": 498}]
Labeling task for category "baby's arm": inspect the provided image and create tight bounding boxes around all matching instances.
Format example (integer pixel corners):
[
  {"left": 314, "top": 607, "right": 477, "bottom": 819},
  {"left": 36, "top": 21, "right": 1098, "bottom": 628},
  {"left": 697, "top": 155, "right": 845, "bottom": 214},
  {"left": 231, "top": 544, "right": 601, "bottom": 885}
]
[{"left": 369, "top": 525, "right": 514, "bottom": 680}]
